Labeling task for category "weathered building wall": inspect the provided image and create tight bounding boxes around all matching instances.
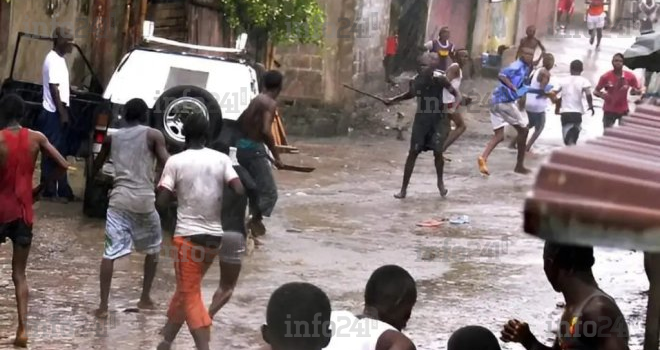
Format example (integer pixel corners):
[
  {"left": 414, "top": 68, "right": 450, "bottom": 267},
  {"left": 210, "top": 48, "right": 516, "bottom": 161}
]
[
  {"left": 425, "top": 0, "right": 473, "bottom": 49},
  {"left": 351, "top": 0, "right": 392, "bottom": 91},
  {"left": 471, "top": 0, "right": 519, "bottom": 55},
  {"left": 517, "top": 0, "right": 557, "bottom": 40}
]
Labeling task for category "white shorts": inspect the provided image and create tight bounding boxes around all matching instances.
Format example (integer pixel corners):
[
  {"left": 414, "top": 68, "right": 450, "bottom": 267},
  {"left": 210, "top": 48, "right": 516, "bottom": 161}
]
[
  {"left": 586, "top": 13, "right": 606, "bottom": 30},
  {"left": 490, "top": 102, "right": 526, "bottom": 130}
]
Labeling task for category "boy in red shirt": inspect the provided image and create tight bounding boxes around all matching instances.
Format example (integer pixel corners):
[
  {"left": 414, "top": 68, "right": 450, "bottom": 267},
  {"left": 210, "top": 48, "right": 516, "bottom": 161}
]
[
  {"left": 594, "top": 53, "right": 642, "bottom": 129},
  {"left": 384, "top": 29, "right": 398, "bottom": 85}
]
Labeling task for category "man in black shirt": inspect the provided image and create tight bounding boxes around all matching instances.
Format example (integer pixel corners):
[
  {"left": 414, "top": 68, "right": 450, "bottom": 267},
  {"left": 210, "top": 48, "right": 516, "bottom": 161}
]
[{"left": 385, "top": 52, "right": 460, "bottom": 199}]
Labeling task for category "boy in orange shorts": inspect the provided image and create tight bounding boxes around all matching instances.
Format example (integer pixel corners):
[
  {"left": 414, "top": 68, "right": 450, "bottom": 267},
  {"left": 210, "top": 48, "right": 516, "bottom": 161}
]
[{"left": 156, "top": 113, "right": 244, "bottom": 350}]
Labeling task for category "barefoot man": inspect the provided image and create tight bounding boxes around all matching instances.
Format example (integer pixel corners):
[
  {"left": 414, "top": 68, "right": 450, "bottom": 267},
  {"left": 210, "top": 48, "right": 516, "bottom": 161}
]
[
  {"left": 236, "top": 70, "right": 284, "bottom": 240},
  {"left": 442, "top": 49, "right": 472, "bottom": 156},
  {"left": 92, "top": 98, "right": 170, "bottom": 318},
  {"left": 385, "top": 52, "right": 460, "bottom": 199},
  {"left": 0, "top": 94, "right": 69, "bottom": 347},
  {"left": 478, "top": 47, "right": 534, "bottom": 176},
  {"left": 157, "top": 113, "right": 244, "bottom": 350}
]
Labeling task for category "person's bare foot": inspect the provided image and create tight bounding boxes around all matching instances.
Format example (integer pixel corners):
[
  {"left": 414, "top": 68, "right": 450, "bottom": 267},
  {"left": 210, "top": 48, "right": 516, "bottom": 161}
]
[
  {"left": 478, "top": 157, "right": 490, "bottom": 176},
  {"left": 14, "top": 327, "right": 27, "bottom": 348},
  {"left": 438, "top": 184, "right": 448, "bottom": 198},
  {"left": 137, "top": 299, "right": 156, "bottom": 310},
  {"left": 93, "top": 308, "right": 109, "bottom": 319},
  {"left": 247, "top": 218, "right": 266, "bottom": 237},
  {"left": 157, "top": 340, "right": 172, "bottom": 350},
  {"left": 394, "top": 190, "right": 406, "bottom": 199},
  {"left": 514, "top": 165, "right": 531, "bottom": 174}
]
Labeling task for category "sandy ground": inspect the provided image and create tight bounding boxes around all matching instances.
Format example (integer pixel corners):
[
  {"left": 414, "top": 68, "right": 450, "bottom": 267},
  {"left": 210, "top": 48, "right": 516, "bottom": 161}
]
[{"left": 0, "top": 29, "right": 654, "bottom": 349}]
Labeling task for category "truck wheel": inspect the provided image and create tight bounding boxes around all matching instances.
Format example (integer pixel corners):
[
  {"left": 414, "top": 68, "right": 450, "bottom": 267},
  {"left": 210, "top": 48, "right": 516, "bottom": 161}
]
[
  {"left": 152, "top": 85, "right": 223, "bottom": 151},
  {"left": 82, "top": 155, "right": 110, "bottom": 218}
]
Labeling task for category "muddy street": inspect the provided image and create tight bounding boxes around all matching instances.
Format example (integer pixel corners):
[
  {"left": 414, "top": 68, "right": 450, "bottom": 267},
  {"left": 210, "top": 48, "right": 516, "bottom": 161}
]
[{"left": 0, "top": 34, "right": 652, "bottom": 349}]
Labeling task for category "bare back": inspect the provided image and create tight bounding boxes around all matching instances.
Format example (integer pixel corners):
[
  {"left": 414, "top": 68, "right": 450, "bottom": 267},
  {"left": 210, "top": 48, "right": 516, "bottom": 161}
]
[
  {"left": 0, "top": 128, "right": 45, "bottom": 165},
  {"left": 238, "top": 94, "right": 277, "bottom": 142}
]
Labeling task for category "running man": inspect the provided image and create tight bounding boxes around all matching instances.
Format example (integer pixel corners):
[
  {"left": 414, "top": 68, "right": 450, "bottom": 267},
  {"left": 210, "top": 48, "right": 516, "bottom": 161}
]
[
  {"left": 324, "top": 265, "right": 417, "bottom": 350},
  {"left": 236, "top": 70, "right": 284, "bottom": 239},
  {"left": 260, "top": 282, "right": 332, "bottom": 350},
  {"left": 442, "top": 49, "right": 472, "bottom": 155},
  {"left": 206, "top": 140, "right": 254, "bottom": 319},
  {"left": 424, "top": 27, "right": 455, "bottom": 72},
  {"left": 594, "top": 53, "right": 642, "bottom": 129},
  {"left": 384, "top": 52, "right": 460, "bottom": 199},
  {"left": 522, "top": 53, "right": 557, "bottom": 152},
  {"left": 156, "top": 113, "right": 244, "bottom": 350},
  {"left": 557, "top": 0, "right": 575, "bottom": 29},
  {"left": 586, "top": 0, "right": 609, "bottom": 48},
  {"left": 92, "top": 98, "right": 170, "bottom": 318},
  {"left": 478, "top": 47, "right": 534, "bottom": 176},
  {"left": 501, "top": 242, "right": 629, "bottom": 350},
  {"left": 639, "top": 0, "right": 658, "bottom": 35},
  {"left": 0, "top": 94, "right": 69, "bottom": 347},
  {"left": 516, "top": 26, "right": 546, "bottom": 67},
  {"left": 36, "top": 27, "right": 75, "bottom": 203},
  {"left": 555, "top": 60, "right": 594, "bottom": 145}
]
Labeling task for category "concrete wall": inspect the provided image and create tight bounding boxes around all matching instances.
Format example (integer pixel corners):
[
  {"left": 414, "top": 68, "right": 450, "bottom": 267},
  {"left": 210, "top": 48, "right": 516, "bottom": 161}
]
[
  {"left": 517, "top": 0, "right": 557, "bottom": 38},
  {"left": 425, "top": 0, "right": 473, "bottom": 49},
  {"left": 351, "top": 0, "right": 392, "bottom": 91},
  {"left": 471, "top": 0, "right": 520, "bottom": 55}
]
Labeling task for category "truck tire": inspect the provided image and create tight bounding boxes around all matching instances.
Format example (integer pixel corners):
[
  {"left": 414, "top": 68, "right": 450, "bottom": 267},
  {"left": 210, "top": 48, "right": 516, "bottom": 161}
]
[{"left": 152, "top": 85, "right": 223, "bottom": 152}]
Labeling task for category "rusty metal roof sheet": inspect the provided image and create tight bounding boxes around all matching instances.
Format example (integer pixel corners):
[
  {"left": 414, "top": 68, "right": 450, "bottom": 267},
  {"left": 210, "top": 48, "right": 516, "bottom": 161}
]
[{"left": 523, "top": 102, "right": 660, "bottom": 251}]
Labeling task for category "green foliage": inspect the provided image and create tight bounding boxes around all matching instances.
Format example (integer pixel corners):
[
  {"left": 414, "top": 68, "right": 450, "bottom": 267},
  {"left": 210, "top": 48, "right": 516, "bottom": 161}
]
[{"left": 217, "top": 0, "right": 325, "bottom": 45}]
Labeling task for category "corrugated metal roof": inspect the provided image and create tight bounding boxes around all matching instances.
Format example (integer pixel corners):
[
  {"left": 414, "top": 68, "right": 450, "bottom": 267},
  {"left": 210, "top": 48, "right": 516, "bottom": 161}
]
[{"left": 523, "top": 101, "right": 660, "bottom": 251}]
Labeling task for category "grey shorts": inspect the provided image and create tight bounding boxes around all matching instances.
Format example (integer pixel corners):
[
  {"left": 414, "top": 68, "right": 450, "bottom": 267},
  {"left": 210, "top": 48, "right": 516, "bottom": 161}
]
[
  {"left": 104, "top": 208, "right": 162, "bottom": 260},
  {"left": 490, "top": 102, "right": 526, "bottom": 130},
  {"left": 219, "top": 230, "right": 246, "bottom": 265},
  {"left": 526, "top": 111, "right": 546, "bottom": 129}
]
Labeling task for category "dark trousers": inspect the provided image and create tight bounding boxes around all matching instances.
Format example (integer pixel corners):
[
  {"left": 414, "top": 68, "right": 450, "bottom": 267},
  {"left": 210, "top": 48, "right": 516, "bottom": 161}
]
[
  {"left": 35, "top": 108, "right": 73, "bottom": 199},
  {"left": 237, "top": 146, "right": 278, "bottom": 219}
]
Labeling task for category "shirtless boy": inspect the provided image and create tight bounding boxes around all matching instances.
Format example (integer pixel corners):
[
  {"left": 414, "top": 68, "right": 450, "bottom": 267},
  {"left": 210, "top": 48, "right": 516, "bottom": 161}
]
[
  {"left": 516, "top": 26, "right": 546, "bottom": 67},
  {"left": 0, "top": 94, "right": 69, "bottom": 347},
  {"left": 236, "top": 71, "right": 284, "bottom": 239}
]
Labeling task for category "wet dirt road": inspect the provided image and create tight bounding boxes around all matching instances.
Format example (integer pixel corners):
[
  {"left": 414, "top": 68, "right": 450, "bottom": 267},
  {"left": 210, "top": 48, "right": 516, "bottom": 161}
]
[{"left": 0, "top": 33, "right": 652, "bottom": 350}]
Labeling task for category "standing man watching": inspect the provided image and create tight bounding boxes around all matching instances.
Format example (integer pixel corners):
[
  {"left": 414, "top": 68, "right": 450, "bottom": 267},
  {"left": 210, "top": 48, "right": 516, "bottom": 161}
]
[
  {"left": 91, "top": 98, "right": 170, "bottom": 319},
  {"left": 36, "top": 27, "right": 74, "bottom": 203},
  {"left": 594, "top": 53, "right": 642, "bottom": 129}
]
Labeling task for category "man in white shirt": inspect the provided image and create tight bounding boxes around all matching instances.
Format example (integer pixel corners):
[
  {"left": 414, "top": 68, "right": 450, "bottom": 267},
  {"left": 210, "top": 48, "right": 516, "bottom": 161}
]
[
  {"left": 156, "top": 112, "right": 244, "bottom": 350},
  {"left": 35, "top": 27, "right": 74, "bottom": 202},
  {"left": 554, "top": 60, "right": 594, "bottom": 145}
]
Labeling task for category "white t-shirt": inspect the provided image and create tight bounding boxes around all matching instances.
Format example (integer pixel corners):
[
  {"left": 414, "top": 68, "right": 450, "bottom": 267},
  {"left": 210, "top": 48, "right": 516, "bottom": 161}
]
[
  {"left": 323, "top": 311, "right": 398, "bottom": 350},
  {"left": 559, "top": 75, "right": 592, "bottom": 114},
  {"left": 158, "top": 148, "right": 239, "bottom": 237},
  {"left": 42, "top": 50, "right": 70, "bottom": 112}
]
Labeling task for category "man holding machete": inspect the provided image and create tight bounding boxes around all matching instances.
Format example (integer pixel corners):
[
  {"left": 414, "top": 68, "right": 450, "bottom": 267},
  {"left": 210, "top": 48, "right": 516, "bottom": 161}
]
[
  {"left": 384, "top": 52, "right": 460, "bottom": 199},
  {"left": 235, "top": 70, "right": 284, "bottom": 240}
]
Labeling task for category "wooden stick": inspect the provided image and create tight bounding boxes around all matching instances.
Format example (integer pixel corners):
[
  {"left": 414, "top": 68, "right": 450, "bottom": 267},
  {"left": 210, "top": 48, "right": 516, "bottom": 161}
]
[{"left": 342, "top": 84, "right": 388, "bottom": 103}]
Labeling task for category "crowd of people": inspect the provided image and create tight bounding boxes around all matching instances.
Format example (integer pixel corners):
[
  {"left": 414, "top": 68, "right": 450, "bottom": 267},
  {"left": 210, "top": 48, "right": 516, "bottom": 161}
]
[{"left": 0, "top": 10, "right": 649, "bottom": 350}]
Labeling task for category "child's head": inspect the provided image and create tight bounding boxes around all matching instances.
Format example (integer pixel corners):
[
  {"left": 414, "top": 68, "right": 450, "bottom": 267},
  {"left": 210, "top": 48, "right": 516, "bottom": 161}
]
[
  {"left": 526, "top": 25, "right": 537, "bottom": 37},
  {"left": 261, "top": 282, "right": 332, "bottom": 350},
  {"left": 570, "top": 60, "right": 584, "bottom": 75},
  {"left": 448, "top": 326, "right": 502, "bottom": 350}
]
